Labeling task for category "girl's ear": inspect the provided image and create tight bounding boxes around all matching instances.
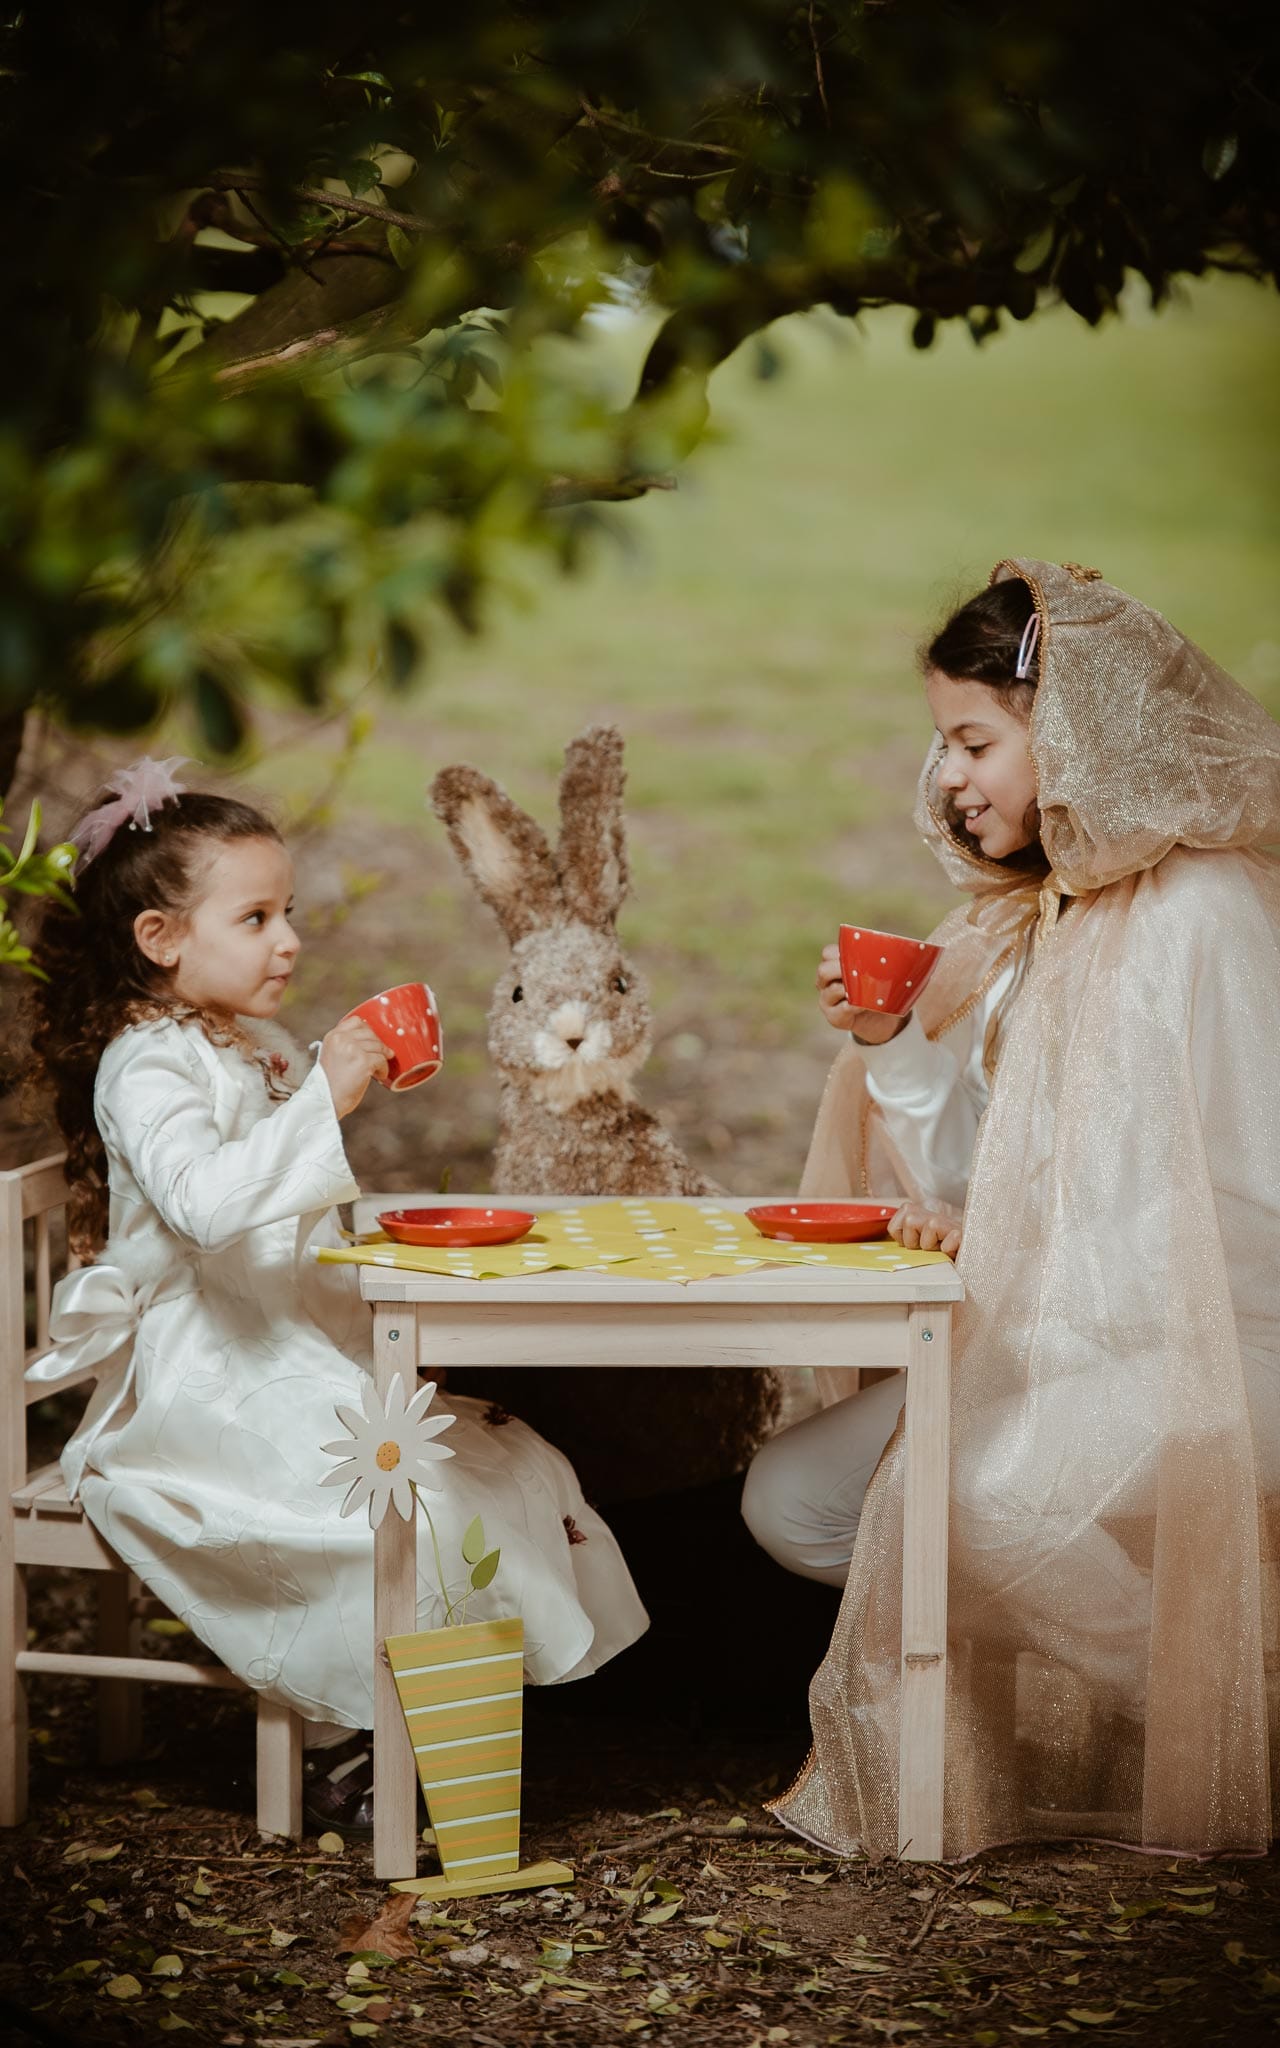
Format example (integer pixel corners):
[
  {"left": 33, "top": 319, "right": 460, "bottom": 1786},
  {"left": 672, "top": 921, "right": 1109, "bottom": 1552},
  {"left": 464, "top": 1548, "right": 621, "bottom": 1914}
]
[
  {"left": 556, "top": 724, "right": 630, "bottom": 929},
  {"left": 133, "top": 908, "right": 180, "bottom": 968},
  {"left": 430, "top": 765, "right": 562, "bottom": 943}
]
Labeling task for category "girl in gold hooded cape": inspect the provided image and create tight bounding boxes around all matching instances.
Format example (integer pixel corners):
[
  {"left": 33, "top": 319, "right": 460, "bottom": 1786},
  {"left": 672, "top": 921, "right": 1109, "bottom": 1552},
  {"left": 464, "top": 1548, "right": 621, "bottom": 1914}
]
[{"left": 770, "top": 558, "right": 1280, "bottom": 1858}]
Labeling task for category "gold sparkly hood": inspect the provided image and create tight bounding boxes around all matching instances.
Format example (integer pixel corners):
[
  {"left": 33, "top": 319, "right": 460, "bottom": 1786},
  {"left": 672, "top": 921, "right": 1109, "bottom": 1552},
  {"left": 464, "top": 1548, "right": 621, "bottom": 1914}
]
[{"left": 916, "top": 557, "right": 1280, "bottom": 899}]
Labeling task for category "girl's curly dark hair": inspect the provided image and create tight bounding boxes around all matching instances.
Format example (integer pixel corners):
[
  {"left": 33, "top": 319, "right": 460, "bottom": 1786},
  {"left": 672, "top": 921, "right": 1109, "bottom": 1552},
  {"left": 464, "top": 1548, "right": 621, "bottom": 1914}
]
[
  {"left": 922, "top": 578, "right": 1048, "bottom": 878},
  {"left": 25, "top": 791, "right": 282, "bottom": 1253}
]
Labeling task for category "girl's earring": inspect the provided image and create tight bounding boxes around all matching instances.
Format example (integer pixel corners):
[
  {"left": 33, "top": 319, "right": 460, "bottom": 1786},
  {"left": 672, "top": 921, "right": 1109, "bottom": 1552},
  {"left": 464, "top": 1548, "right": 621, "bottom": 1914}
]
[{"left": 164, "top": 952, "right": 175, "bottom": 964}]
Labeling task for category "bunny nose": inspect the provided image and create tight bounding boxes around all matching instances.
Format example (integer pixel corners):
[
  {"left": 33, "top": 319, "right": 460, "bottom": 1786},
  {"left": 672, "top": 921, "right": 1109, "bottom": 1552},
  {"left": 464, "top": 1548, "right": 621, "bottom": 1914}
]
[{"left": 565, "top": 1036, "right": 584, "bottom": 1051}]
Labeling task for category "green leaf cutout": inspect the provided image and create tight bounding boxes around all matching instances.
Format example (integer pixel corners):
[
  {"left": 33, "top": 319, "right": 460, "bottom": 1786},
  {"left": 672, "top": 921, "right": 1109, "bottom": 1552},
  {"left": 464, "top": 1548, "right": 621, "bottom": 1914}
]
[
  {"left": 461, "top": 1516, "right": 486, "bottom": 1565},
  {"left": 469, "top": 1547, "right": 501, "bottom": 1591}
]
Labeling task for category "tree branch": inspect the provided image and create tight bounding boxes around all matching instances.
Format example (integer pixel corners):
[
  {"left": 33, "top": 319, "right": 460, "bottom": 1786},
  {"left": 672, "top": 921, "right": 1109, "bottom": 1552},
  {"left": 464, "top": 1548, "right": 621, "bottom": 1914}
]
[
  {"left": 578, "top": 100, "right": 741, "bottom": 165},
  {"left": 208, "top": 173, "right": 431, "bottom": 235}
]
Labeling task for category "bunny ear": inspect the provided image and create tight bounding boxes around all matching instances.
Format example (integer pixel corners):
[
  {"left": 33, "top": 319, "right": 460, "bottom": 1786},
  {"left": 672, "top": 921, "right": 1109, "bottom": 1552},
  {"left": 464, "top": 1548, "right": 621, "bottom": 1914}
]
[
  {"left": 430, "top": 764, "right": 562, "bottom": 943},
  {"left": 556, "top": 724, "right": 630, "bottom": 928}
]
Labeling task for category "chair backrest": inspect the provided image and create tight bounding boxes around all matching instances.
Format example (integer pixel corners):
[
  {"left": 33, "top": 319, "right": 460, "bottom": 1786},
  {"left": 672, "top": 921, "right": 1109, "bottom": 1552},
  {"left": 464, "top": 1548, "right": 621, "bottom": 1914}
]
[{"left": 1, "top": 1155, "right": 73, "bottom": 1505}]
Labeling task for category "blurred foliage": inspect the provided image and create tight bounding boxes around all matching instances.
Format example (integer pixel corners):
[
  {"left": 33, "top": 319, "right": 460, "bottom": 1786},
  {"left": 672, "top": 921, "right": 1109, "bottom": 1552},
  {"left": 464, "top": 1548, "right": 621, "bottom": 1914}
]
[
  {"left": 1, "top": 0, "right": 1277, "bottom": 770},
  {"left": 0, "top": 801, "right": 75, "bottom": 974}
]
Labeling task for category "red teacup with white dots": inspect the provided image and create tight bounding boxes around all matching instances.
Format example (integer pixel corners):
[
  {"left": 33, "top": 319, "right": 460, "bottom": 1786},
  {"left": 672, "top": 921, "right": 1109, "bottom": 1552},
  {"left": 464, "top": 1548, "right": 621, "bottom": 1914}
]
[
  {"left": 837, "top": 924, "right": 942, "bottom": 1019},
  {"left": 344, "top": 982, "right": 444, "bottom": 1090}
]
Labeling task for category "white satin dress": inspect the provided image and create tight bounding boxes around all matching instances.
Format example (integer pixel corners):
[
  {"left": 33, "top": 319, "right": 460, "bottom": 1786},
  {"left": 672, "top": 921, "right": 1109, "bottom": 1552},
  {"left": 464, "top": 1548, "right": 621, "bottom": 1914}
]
[{"left": 27, "top": 1016, "right": 648, "bottom": 1732}]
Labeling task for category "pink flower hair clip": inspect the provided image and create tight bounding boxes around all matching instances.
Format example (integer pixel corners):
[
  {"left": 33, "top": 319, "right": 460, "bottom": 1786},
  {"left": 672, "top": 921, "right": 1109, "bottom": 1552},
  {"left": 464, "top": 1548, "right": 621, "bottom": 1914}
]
[{"left": 70, "top": 757, "right": 191, "bottom": 868}]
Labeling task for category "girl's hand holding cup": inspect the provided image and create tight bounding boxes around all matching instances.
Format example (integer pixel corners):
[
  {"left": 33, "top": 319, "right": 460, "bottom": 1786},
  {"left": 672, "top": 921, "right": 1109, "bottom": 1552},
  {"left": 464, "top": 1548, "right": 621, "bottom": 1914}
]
[
  {"left": 320, "top": 1017, "right": 390, "bottom": 1117},
  {"left": 816, "top": 943, "right": 909, "bottom": 1044}
]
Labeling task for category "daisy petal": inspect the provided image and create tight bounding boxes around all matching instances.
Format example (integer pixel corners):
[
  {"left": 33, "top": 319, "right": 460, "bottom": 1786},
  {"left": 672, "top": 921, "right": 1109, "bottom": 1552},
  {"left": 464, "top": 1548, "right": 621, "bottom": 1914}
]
[
  {"left": 318, "top": 1460, "right": 360, "bottom": 1487},
  {"left": 405, "top": 1379, "right": 438, "bottom": 1424},
  {"left": 338, "top": 1472, "right": 374, "bottom": 1521}
]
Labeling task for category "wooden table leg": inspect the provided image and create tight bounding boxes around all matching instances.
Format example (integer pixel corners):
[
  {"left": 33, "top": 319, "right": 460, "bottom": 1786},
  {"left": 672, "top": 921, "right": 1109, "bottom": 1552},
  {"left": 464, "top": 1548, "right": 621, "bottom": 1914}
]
[
  {"left": 898, "top": 1303, "right": 951, "bottom": 1861},
  {"left": 373, "top": 1303, "right": 420, "bottom": 1881}
]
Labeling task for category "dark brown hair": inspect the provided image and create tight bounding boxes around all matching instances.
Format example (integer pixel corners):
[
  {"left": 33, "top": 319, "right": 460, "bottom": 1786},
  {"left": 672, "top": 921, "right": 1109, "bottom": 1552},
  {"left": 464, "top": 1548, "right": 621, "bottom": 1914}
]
[
  {"left": 922, "top": 577, "right": 1047, "bottom": 875},
  {"left": 25, "top": 792, "right": 282, "bottom": 1252}
]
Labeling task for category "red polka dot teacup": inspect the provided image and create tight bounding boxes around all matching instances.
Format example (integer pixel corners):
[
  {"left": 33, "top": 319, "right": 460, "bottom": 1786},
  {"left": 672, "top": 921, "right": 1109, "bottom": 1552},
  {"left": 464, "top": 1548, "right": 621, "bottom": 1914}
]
[
  {"left": 838, "top": 924, "right": 941, "bottom": 1019},
  {"left": 344, "top": 982, "right": 443, "bottom": 1090}
]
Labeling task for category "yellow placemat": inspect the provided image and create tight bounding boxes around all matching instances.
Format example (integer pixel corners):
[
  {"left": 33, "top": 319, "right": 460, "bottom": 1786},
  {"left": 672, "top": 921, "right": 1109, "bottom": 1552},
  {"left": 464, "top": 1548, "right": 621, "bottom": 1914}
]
[{"left": 316, "top": 1200, "right": 951, "bottom": 1284}]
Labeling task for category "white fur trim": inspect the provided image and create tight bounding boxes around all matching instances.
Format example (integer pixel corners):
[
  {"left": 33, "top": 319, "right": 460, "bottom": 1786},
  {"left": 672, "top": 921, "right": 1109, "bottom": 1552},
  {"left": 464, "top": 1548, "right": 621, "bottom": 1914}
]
[{"left": 237, "top": 1015, "right": 311, "bottom": 1089}]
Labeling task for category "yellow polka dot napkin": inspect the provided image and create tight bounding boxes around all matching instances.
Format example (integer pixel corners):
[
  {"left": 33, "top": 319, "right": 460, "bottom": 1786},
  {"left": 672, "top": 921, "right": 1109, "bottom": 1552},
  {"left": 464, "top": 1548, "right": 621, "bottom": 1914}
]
[{"left": 316, "top": 1200, "right": 951, "bottom": 1284}]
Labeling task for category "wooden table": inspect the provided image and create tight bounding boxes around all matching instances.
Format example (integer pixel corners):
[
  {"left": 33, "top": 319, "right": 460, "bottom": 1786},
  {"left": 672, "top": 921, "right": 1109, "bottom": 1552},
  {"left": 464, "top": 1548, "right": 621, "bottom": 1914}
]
[{"left": 351, "top": 1194, "right": 962, "bottom": 1878}]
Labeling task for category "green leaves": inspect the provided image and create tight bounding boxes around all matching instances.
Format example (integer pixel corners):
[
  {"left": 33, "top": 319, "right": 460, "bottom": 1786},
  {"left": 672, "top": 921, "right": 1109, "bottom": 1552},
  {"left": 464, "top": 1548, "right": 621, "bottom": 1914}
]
[
  {"left": 2, "top": 0, "right": 1275, "bottom": 773},
  {"left": 461, "top": 1515, "right": 501, "bottom": 1595}
]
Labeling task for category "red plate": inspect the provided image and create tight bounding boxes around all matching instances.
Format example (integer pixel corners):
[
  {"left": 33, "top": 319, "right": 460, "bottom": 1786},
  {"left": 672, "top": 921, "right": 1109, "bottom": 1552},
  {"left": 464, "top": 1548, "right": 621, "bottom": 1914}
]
[
  {"left": 745, "top": 1202, "right": 898, "bottom": 1244},
  {"left": 378, "top": 1207, "right": 536, "bottom": 1248}
]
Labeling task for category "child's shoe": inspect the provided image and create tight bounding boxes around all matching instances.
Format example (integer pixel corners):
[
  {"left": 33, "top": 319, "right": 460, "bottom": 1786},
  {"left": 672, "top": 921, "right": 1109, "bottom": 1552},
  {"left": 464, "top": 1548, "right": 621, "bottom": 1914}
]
[{"left": 302, "top": 1732, "right": 374, "bottom": 1836}]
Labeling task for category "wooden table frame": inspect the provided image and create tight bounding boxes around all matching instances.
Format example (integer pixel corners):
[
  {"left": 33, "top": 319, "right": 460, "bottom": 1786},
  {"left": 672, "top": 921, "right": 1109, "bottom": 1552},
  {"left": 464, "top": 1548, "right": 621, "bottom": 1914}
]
[{"left": 351, "top": 1194, "right": 961, "bottom": 1878}]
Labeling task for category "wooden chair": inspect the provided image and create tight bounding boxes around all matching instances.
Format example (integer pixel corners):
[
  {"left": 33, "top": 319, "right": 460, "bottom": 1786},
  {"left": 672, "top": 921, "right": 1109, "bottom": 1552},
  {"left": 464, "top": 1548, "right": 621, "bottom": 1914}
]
[{"left": 1, "top": 1155, "right": 303, "bottom": 1836}]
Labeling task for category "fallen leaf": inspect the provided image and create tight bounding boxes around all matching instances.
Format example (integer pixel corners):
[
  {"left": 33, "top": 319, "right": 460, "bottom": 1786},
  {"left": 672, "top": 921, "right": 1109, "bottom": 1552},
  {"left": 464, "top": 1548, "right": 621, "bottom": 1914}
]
[
  {"left": 444, "top": 1943, "right": 491, "bottom": 1967},
  {"left": 63, "top": 1841, "right": 123, "bottom": 1865},
  {"left": 1067, "top": 2010, "right": 1118, "bottom": 2025},
  {"left": 640, "top": 1901, "right": 681, "bottom": 1925},
  {"left": 151, "top": 1955, "right": 183, "bottom": 1978},
  {"left": 269, "top": 1927, "right": 300, "bottom": 1948},
  {"left": 156, "top": 2018, "right": 195, "bottom": 2033},
  {"left": 968, "top": 1899, "right": 1012, "bottom": 1917},
  {"left": 316, "top": 1831, "right": 345, "bottom": 1856},
  {"left": 104, "top": 1974, "right": 143, "bottom": 2000},
  {"left": 704, "top": 1930, "right": 733, "bottom": 1949},
  {"left": 337, "top": 1891, "right": 416, "bottom": 1960},
  {"left": 1165, "top": 1883, "right": 1216, "bottom": 1896},
  {"left": 749, "top": 1884, "right": 789, "bottom": 1899}
]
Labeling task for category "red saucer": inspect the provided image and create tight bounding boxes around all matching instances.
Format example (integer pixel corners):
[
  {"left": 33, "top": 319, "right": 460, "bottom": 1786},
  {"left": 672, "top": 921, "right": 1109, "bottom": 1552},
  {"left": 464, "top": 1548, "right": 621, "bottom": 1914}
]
[
  {"left": 378, "top": 1207, "right": 536, "bottom": 1248},
  {"left": 745, "top": 1202, "right": 898, "bottom": 1244}
]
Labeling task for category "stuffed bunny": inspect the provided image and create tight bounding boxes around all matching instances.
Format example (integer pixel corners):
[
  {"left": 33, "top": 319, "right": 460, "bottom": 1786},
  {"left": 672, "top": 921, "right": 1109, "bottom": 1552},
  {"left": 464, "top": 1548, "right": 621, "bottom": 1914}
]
[
  {"left": 429, "top": 725, "right": 779, "bottom": 1499},
  {"left": 431, "top": 724, "right": 716, "bottom": 1197}
]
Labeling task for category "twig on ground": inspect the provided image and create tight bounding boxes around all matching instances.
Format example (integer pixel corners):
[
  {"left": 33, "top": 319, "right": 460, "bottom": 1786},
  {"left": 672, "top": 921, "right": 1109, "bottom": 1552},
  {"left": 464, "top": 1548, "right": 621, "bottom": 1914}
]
[
  {"left": 586, "top": 1819, "right": 789, "bottom": 1862},
  {"left": 905, "top": 1886, "right": 944, "bottom": 1950}
]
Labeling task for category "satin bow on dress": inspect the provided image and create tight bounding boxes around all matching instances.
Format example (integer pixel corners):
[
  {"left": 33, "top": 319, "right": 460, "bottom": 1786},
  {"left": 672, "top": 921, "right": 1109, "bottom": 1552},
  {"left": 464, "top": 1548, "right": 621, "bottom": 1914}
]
[{"left": 25, "top": 1261, "right": 197, "bottom": 1500}]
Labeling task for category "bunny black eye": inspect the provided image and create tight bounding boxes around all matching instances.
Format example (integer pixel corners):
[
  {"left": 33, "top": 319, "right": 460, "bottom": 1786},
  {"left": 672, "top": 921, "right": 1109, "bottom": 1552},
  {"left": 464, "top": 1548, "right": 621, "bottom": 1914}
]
[
  {"left": 613, "top": 976, "right": 628, "bottom": 994},
  {"left": 511, "top": 985, "right": 523, "bottom": 1002}
]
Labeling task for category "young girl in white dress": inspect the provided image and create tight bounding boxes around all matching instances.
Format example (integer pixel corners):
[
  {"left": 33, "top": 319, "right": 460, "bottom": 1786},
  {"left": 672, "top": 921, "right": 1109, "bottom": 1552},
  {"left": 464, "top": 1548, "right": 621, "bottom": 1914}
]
[
  {"left": 748, "top": 560, "right": 1280, "bottom": 1859},
  {"left": 26, "top": 764, "right": 647, "bottom": 1826}
]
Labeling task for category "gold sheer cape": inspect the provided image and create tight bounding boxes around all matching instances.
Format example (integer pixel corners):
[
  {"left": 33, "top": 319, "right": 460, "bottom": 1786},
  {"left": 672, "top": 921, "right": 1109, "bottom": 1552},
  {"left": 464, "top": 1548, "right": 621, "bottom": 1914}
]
[{"left": 774, "top": 559, "right": 1280, "bottom": 1856}]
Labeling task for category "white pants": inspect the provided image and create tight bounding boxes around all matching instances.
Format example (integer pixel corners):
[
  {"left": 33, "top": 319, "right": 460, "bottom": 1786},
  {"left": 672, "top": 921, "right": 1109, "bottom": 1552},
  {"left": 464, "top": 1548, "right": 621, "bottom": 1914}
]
[{"left": 741, "top": 1372, "right": 906, "bottom": 1588}]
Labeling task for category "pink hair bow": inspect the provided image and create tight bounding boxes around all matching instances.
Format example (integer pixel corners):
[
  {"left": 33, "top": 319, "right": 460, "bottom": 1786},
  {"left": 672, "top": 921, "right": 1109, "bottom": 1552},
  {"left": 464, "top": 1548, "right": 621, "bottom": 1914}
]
[{"left": 70, "top": 756, "right": 191, "bottom": 867}]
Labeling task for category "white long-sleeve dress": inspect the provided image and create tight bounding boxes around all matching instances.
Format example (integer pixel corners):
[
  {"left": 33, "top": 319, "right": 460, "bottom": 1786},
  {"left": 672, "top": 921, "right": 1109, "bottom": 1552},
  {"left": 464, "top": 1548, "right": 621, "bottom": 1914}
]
[
  {"left": 27, "top": 1015, "right": 648, "bottom": 1731},
  {"left": 857, "top": 955, "right": 1020, "bottom": 1208}
]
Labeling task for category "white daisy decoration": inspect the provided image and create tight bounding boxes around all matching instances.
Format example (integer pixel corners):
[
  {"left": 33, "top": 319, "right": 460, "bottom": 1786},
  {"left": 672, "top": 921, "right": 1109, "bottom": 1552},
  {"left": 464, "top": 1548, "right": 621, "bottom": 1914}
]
[{"left": 319, "top": 1376, "right": 457, "bottom": 1528}]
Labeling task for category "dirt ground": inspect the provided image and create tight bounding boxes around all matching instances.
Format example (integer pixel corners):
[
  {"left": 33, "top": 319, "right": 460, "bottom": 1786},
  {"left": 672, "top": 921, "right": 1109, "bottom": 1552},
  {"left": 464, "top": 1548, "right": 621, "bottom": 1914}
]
[
  {"left": 4, "top": 1642, "right": 1279, "bottom": 2048},
  {"left": 5, "top": 1453, "right": 1280, "bottom": 2048}
]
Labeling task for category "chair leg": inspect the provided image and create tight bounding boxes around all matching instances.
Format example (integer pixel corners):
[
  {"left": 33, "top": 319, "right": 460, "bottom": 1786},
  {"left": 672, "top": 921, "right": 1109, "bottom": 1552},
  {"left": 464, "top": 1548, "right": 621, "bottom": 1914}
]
[
  {"left": 255, "top": 1697, "right": 303, "bottom": 1839},
  {"left": 1, "top": 1560, "right": 29, "bottom": 1826},
  {"left": 96, "top": 1571, "right": 144, "bottom": 1765}
]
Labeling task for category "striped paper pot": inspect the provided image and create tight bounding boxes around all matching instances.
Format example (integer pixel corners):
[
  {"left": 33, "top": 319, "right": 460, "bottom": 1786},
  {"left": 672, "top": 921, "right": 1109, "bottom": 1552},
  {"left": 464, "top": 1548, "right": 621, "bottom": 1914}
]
[{"left": 385, "top": 1615, "right": 524, "bottom": 1883}]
